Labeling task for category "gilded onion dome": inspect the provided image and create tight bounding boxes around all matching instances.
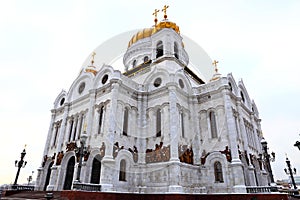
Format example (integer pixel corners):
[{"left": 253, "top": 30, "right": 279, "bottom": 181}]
[
  {"left": 85, "top": 52, "right": 98, "bottom": 75},
  {"left": 128, "top": 20, "right": 180, "bottom": 47}
]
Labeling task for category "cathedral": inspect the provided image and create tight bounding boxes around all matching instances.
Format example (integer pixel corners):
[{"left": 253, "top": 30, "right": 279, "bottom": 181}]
[{"left": 35, "top": 6, "right": 273, "bottom": 194}]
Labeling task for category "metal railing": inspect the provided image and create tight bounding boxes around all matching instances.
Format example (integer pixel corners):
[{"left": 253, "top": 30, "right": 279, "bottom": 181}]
[
  {"left": 72, "top": 182, "right": 101, "bottom": 192},
  {"left": 246, "top": 186, "right": 278, "bottom": 193},
  {"left": 11, "top": 185, "right": 35, "bottom": 191}
]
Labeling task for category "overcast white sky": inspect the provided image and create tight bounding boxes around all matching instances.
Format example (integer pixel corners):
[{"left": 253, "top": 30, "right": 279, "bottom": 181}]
[{"left": 0, "top": 0, "right": 300, "bottom": 185}]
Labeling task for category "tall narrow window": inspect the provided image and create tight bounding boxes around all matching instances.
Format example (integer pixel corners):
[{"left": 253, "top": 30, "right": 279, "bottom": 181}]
[
  {"left": 122, "top": 107, "right": 128, "bottom": 136},
  {"left": 72, "top": 118, "right": 78, "bottom": 141},
  {"left": 98, "top": 106, "right": 104, "bottom": 134},
  {"left": 240, "top": 91, "right": 245, "bottom": 103},
  {"left": 132, "top": 60, "right": 136, "bottom": 68},
  {"left": 52, "top": 124, "right": 59, "bottom": 146},
  {"left": 181, "top": 112, "right": 185, "bottom": 138},
  {"left": 209, "top": 111, "right": 217, "bottom": 138},
  {"left": 156, "top": 109, "right": 161, "bottom": 137},
  {"left": 156, "top": 41, "right": 163, "bottom": 58},
  {"left": 77, "top": 115, "right": 84, "bottom": 139},
  {"left": 68, "top": 119, "right": 74, "bottom": 142},
  {"left": 174, "top": 42, "right": 179, "bottom": 59},
  {"left": 214, "top": 161, "right": 224, "bottom": 182},
  {"left": 119, "top": 159, "right": 126, "bottom": 181}
]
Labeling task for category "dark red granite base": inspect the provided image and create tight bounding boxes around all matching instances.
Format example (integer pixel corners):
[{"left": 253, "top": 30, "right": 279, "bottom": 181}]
[{"left": 61, "top": 191, "right": 288, "bottom": 200}]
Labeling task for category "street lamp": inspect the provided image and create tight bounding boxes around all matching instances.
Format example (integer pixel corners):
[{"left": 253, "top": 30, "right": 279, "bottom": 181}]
[
  {"left": 75, "top": 133, "right": 88, "bottom": 182},
  {"left": 13, "top": 147, "right": 27, "bottom": 185},
  {"left": 260, "top": 138, "right": 275, "bottom": 183},
  {"left": 294, "top": 136, "right": 300, "bottom": 151},
  {"left": 284, "top": 156, "right": 299, "bottom": 194},
  {"left": 27, "top": 171, "right": 34, "bottom": 185}
]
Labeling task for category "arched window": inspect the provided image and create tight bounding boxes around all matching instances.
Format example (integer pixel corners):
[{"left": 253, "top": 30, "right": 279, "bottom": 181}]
[
  {"left": 122, "top": 107, "right": 129, "bottom": 136},
  {"left": 156, "top": 109, "right": 161, "bottom": 137},
  {"left": 144, "top": 56, "right": 149, "bottom": 63},
  {"left": 209, "top": 111, "right": 217, "bottom": 138},
  {"left": 72, "top": 117, "right": 78, "bottom": 141},
  {"left": 181, "top": 112, "right": 185, "bottom": 138},
  {"left": 132, "top": 60, "right": 136, "bottom": 68},
  {"left": 214, "top": 161, "right": 224, "bottom": 182},
  {"left": 52, "top": 124, "right": 59, "bottom": 146},
  {"left": 174, "top": 42, "right": 179, "bottom": 59},
  {"left": 156, "top": 41, "right": 163, "bottom": 58},
  {"left": 228, "top": 82, "right": 233, "bottom": 92},
  {"left": 240, "top": 91, "right": 245, "bottom": 103},
  {"left": 68, "top": 119, "right": 74, "bottom": 142},
  {"left": 98, "top": 106, "right": 104, "bottom": 134},
  {"left": 119, "top": 159, "right": 126, "bottom": 181}
]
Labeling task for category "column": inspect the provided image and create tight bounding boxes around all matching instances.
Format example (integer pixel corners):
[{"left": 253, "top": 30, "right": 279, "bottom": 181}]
[
  {"left": 65, "top": 118, "right": 71, "bottom": 143},
  {"left": 71, "top": 116, "right": 78, "bottom": 141},
  {"left": 42, "top": 110, "right": 56, "bottom": 158},
  {"left": 191, "top": 98, "right": 201, "bottom": 165},
  {"left": 74, "top": 116, "right": 80, "bottom": 140},
  {"left": 87, "top": 89, "right": 96, "bottom": 138},
  {"left": 101, "top": 81, "right": 120, "bottom": 192},
  {"left": 222, "top": 89, "right": 246, "bottom": 193},
  {"left": 167, "top": 85, "right": 182, "bottom": 193},
  {"left": 94, "top": 107, "right": 100, "bottom": 135},
  {"left": 57, "top": 103, "right": 69, "bottom": 152}
]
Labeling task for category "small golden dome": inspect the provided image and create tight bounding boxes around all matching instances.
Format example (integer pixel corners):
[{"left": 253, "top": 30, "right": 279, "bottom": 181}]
[
  {"left": 128, "top": 20, "right": 180, "bottom": 48},
  {"left": 85, "top": 65, "right": 97, "bottom": 76}
]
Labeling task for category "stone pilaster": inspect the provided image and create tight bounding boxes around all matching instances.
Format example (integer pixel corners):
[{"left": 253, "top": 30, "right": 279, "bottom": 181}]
[
  {"left": 168, "top": 86, "right": 179, "bottom": 161},
  {"left": 74, "top": 116, "right": 80, "bottom": 140},
  {"left": 100, "top": 82, "right": 120, "bottom": 192},
  {"left": 87, "top": 89, "right": 96, "bottom": 138},
  {"left": 191, "top": 98, "right": 201, "bottom": 165},
  {"left": 43, "top": 111, "right": 56, "bottom": 156},
  {"left": 167, "top": 84, "right": 182, "bottom": 193},
  {"left": 222, "top": 89, "right": 246, "bottom": 193},
  {"left": 57, "top": 103, "right": 70, "bottom": 152}
]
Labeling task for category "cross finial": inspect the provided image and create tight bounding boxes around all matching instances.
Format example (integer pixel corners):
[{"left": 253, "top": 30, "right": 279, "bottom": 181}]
[
  {"left": 212, "top": 60, "right": 219, "bottom": 73},
  {"left": 162, "top": 5, "right": 169, "bottom": 19},
  {"left": 91, "top": 52, "right": 96, "bottom": 65},
  {"left": 153, "top": 9, "right": 160, "bottom": 25}
]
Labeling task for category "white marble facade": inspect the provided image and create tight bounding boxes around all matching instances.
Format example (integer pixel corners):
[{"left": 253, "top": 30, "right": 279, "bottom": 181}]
[{"left": 35, "top": 19, "right": 272, "bottom": 194}]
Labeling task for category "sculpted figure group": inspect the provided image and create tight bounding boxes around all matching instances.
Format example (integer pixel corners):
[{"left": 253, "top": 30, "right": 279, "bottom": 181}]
[
  {"left": 146, "top": 142, "right": 170, "bottom": 163},
  {"left": 178, "top": 144, "right": 194, "bottom": 165}
]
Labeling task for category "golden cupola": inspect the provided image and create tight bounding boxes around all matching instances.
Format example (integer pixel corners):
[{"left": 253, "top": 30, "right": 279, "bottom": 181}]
[
  {"left": 128, "top": 21, "right": 180, "bottom": 48},
  {"left": 123, "top": 5, "right": 189, "bottom": 73}
]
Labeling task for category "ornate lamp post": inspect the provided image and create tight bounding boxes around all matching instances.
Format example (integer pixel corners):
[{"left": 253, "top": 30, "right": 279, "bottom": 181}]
[
  {"left": 75, "top": 133, "right": 88, "bottom": 182},
  {"left": 260, "top": 138, "right": 275, "bottom": 183},
  {"left": 295, "top": 141, "right": 300, "bottom": 151},
  {"left": 13, "top": 147, "right": 27, "bottom": 185},
  {"left": 27, "top": 171, "right": 34, "bottom": 185},
  {"left": 294, "top": 134, "right": 300, "bottom": 151},
  {"left": 284, "top": 156, "right": 298, "bottom": 194}
]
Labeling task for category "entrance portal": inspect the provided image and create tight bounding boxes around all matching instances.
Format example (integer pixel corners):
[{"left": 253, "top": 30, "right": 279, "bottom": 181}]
[{"left": 63, "top": 156, "right": 75, "bottom": 190}]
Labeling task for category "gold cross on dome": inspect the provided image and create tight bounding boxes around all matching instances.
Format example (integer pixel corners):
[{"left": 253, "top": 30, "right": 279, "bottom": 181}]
[
  {"left": 162, "top": 5, "right": 169, "bottom": 19},
  {"left": 153, "top": 9, "right": 160, "bottom": 25},
  {"left": 153, "top": 9, "right": 160, "bottom": 18},
  {"left": 212, "top": 60, "right": 219, "bottom": 72},
  {"left": 91, "top": 52, "right": 96, "bottom": 65}
]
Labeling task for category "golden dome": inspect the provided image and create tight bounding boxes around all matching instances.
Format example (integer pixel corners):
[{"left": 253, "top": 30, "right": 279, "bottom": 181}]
[{"left": 128, "top": 20, "right": 180, "bottom": 47}]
